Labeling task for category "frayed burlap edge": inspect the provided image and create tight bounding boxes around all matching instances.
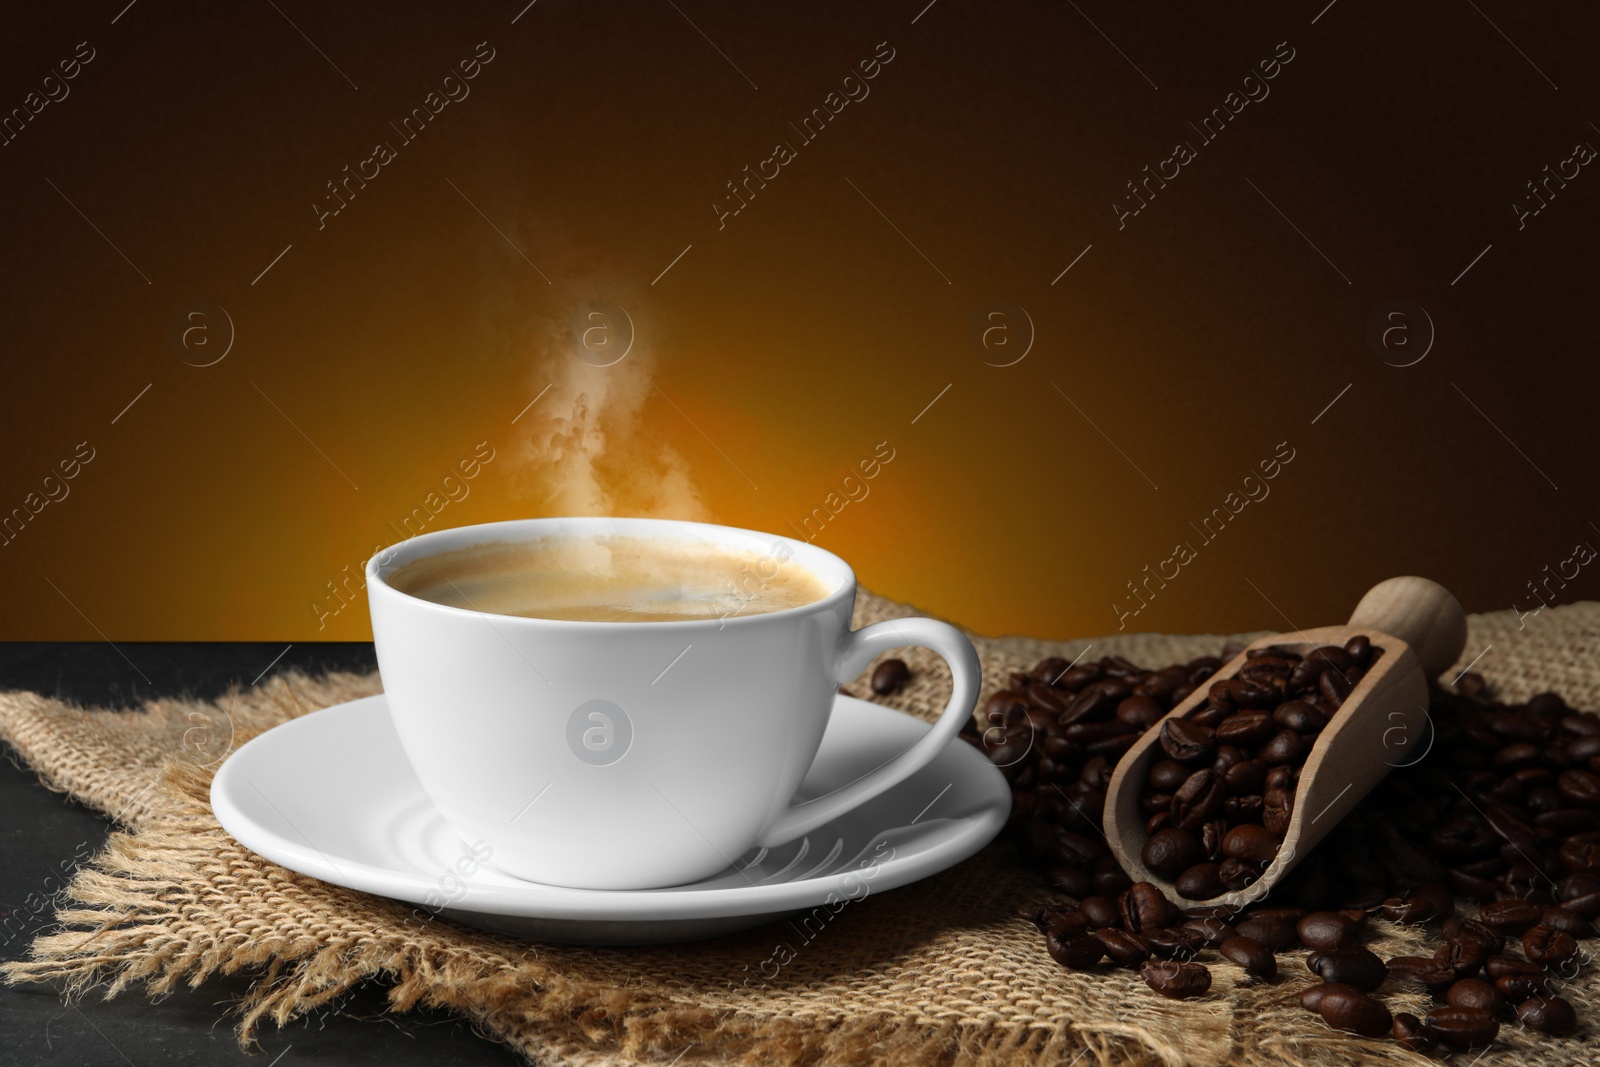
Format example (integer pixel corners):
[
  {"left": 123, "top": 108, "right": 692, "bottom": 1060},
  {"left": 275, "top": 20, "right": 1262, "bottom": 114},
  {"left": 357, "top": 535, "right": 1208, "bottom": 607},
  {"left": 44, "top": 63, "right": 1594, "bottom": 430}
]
[{"left": 4, "top": 592, "right": 1599, "bottom": 1067}]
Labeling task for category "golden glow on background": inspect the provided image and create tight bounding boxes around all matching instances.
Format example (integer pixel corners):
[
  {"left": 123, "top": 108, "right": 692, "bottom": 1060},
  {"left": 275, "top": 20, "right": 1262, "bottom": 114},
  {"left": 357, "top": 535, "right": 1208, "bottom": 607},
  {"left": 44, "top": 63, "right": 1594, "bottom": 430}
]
[{"left": 2, "top": 2, "right": 1597, "bottom": 641}]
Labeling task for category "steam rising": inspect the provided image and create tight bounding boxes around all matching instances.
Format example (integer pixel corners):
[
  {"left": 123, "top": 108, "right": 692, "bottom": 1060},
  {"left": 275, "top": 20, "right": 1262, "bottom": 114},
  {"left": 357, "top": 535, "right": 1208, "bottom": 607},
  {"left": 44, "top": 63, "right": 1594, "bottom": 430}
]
[{"left": 511, "top": 287, "right": 708, "bottom": 520}]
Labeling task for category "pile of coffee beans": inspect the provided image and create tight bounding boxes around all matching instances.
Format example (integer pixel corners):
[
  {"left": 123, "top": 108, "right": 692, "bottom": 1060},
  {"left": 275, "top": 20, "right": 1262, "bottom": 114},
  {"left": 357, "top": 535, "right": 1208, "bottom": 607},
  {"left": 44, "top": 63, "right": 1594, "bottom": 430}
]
[
  {"left": 1133, "top": 639, "right": 1384, "bottom": 899},
  {"left": 969, "top": 648, "right": 1599, "bottom": 1054},
  {"left": 960, "top": 651, "right": 1225, "bottom": 899}
]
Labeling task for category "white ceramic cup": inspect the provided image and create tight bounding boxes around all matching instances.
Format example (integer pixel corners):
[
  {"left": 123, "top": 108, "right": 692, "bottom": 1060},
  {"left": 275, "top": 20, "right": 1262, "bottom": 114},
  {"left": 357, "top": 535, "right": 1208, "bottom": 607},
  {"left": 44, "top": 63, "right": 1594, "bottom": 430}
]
[{"left": 367, "top": 517, "right": 980, "bottom": 890}]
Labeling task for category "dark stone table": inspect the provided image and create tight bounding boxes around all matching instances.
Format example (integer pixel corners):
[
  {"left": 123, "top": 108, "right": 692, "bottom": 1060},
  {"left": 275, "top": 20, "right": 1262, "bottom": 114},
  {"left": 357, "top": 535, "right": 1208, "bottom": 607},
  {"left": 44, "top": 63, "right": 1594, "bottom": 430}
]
[{"left": 0, "top": 644, "right": 525, "bottom": 1067}]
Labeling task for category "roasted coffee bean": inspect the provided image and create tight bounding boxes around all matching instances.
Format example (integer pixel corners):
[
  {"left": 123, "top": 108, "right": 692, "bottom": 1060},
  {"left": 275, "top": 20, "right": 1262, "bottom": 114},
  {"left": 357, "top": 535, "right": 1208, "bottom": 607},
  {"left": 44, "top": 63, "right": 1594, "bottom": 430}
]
[
  {"left": 1222, "top": 759, "right": 1267, "bottom": 795},
  {"left": 1262, "top": 788, "right": 1294, "bottom": 837},
  {"left": 1140, "top": 959, "right": 1212, "bottom": 999},
  {"left": 1215, "top": 711, "right": 1275, "bottom": 747},
  {"left": 1343, "top": 634, "right": 1372, "bottom": 665},
  {"left": 1557, "top": 768, "right": 1600, "bottom": 806},
  {"left": 1057, "top": 687, "right": 1114, "bottom": 726},
  {"left": 1378, "top": 895, "right": 1437, "bottom": 924},
  {"left": 1478, "top": 898, "right": 1544, "bottom": 935},
  {"left": 1521, "top": 924, "right": 1579, "bottom": 967},
  {"left": 1120, "top": 882, "right": 1180, "bottom": 934},
  {"left": 1147, "top": 759, "right": 1191, "bottom": 793},
  {"left": 1560, "top": 838, "right": 1600, "bottom": 874},
  {"left": 1045, "top": 865, "right": 1093, "bottom": 897},
  {"left": 1495, "top": 972, "right": 1554, "bottom": 1001},
  {"left": 1434, "top": 935, "right": 1489, "bottom": 978},
  {"left": 1139, "top": 792, "right": 1174, "bottom": 815},
  {"left": 1273, "top": 700, "right": 1328, "bottom": 733},
  {"left": 1200, "top": 819, "right": 1228, "bottom": 862},
  {"left": 1235, "top": 916, "right": 1298, "bottom": 953},
  {"left": 871, "top": 658, "right": 910, "bottom": 695},
  {"left": 1385, "top": 956, "right": 1456, "bottom": 990},
  {"left": 1425, "top": 1006, "right": 1500, "bottom": 1049},
  {"left": 1442, "top": 917, "right": 1506, "bottom": 953},
  {"left": 1217, "top": 858, "right": 1261, "bottom": 890},
  {"left": 1218, "top": 935, "right": 1275, "bottom": 978},
  {"left": 1296, "top": 912, "right": 1357, "bottom": 951},
  {"left": 1045, "top": 931, "right": 1105, "bottom": 970},
  {"left": 1182, "top": 917, "right": 1235, "bottom": 949},
  {"left": 1307, "top": 946, "right": 1385, "bottom": 991},
  {"left": 1142, "top": 827, "right": 1205, "bottom": 879},
  {"left": 1174, "top": 863, "right": 1225, "bottom": 901},
  {"left": 1222, "top": 795, "right": 1264, "bottom": 823},
  {"left": 1300, "top": 982, "right": 1338, "bottom": 1012},
  {"left": 1446, "top": 978, "right": 1504, "bottom": 1015},
  {"left": 1171, "top": 770, "right": 1227, "bottom": 831},
  {"left": 1030, "top": 903, "right": 1089, "bottom": 939},
  {"left": 1541, "top": 906, "right": 1592, "bottom": 938},
  {"left": 1318, "top": 985, "right": 1392, "bottom": 1037},
  {"left": 1092, "top": 856, "right": 1133, "bottom": 897},
  {"left": 1391, "top": 1012, "right": 1436, "bottom": 1052},
  {"left": 1144, "top": 926, "right": 1207, "bottom": 960},
  {"left": 1223, "top": 824, "right": 1281, "bottom": 864},
  {"left": 1115, "top": 695, "right": 1166, "bottom": 730},
  {"left": 1264, "top": 764, "right": 1295, "bottom": 792},
  {"left": 1093, "top": 927, "right": 1151, "bottom": 968},
  {"left": 1159, "top": 719, "right": 1215, "bottom": 764},
  {"left": 1319, "top": 670, "right": 1354, "bottom": 707},
  {"left": 1516, "top": 995, "right": 1578, "bottom": 1034},
  {"left": 1485, "top": 956, "right": 1543, "bottom": 980},
  {"left": 1079, "top": 896, "right": 1120, "bottom": 929},
  {"left": 1259, "top": 729, "right": 1308, "bottom": 766}
]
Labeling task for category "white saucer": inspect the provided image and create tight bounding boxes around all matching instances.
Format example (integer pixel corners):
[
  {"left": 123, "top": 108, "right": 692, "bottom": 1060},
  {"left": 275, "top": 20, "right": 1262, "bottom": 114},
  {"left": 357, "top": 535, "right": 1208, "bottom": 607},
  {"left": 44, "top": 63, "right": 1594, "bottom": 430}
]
[{"left": 211, "top": 693, "right": 1010, "bottom": 944}]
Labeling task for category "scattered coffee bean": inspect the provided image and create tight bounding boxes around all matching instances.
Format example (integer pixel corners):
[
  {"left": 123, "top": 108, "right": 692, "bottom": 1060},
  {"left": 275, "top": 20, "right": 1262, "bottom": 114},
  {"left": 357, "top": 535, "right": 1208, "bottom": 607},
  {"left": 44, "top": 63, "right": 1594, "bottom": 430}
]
[
  {"left": 1443, "top": 916, "right": 1505, "bottom": 953},
  {"left": 1218, "top": 935, "right": 1275, "bottom": 978},
  {"left": 1391, "top": 1012, "right": 1436, "bottom": 1052},
  {"left": 1045, "top": 930, "right": 1104, "bottom": 970},
  {"left": 1521, "top": 924, "right": 1579, "bottom": 967},
  {"left": 1540, "top": 906, "right": 1592, "bottom": 938},
  {"left": 871, "top": 658, "right": 910, "bottom": 695},
  {"left": 1478, "top": 899, "right": 1543, "bottom": 936},
  {"left": 1234, "top": 916, "right": 1298, "bottom": 953},
  {"left": 1182, "top": 917, "right": 1235, "bottom": 949},
  {"left": 1307, "top": 946, "right": 1385, "bottom": 991},
  {"left": 1093, "top": 927, "right": 1152, "bottom": 967},
  {"left": 1516, "top": 995, "right": 1578, "bottom": 1035},
  {"left": 1318, "top": 985, "right": 1392, "bottom": 1037},
  {"left": 1140, "top": 959, "right": 1212, "bottom": 999},
  {"left": 1120, "top": 882, "right": 1180, "bottom": 934},
  {"left": 1445, "top": 978, "right": 1504, "bottom": 1015},
  {"left": 1384, "top": 955, "right": 1456, "bottom": 990},
  {"left": 1425, "top": 1006, "right": 1500, "bottom": 1049},
  {"left": 1434, "top": 934, "right": 1490, "bottom": 978},
  {"left": 1495, "top": 972, "right": 1555, "bottom": 1002},
  {"left": 1297, "top": 912, "right": 1358, "bottom": 951}
]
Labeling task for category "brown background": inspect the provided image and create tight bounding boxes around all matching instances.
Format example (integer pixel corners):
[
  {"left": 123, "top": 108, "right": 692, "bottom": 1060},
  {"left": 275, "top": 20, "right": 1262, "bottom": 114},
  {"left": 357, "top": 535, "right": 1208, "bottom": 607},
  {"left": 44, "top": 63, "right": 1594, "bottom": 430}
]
[{"left": 2, "top": 0, "right": 1596, "bottom": 645}]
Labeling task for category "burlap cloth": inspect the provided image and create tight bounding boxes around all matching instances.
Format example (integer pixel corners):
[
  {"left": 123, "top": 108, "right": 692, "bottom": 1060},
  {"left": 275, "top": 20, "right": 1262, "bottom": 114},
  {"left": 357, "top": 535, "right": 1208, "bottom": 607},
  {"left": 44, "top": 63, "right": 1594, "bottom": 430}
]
[{"left": 4, "top": 591, "right": 1598, "bottom": 1066}]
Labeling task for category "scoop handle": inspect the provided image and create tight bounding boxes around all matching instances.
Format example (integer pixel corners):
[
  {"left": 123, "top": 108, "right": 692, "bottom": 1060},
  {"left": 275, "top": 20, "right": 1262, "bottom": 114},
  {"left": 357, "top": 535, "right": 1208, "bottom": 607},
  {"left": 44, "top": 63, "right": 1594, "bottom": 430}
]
[{"left": 1346, "top": 576, "right": 1468, "bottom": 679}]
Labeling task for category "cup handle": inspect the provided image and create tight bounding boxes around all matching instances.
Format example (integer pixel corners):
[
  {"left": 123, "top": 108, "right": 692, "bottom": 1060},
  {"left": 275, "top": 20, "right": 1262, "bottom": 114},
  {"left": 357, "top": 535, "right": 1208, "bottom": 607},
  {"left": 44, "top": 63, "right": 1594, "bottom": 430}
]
[{"left": 755, "top": 616, "right": 981, "bottom": 848}]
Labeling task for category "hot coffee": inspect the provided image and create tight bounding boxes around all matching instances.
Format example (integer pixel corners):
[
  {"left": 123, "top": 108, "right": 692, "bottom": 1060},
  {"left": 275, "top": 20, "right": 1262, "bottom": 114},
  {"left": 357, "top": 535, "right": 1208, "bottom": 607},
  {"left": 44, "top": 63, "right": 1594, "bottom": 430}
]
[{"left": 387, "top": 534, "right": 831, "bottom": 622}]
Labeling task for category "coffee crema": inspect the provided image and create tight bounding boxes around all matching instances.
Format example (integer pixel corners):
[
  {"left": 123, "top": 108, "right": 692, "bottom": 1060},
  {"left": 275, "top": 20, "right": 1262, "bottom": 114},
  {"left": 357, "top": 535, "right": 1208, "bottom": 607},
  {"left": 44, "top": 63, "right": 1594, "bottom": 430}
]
[{"left": 386, "top": 536, "right": 831, "bottom": 622}]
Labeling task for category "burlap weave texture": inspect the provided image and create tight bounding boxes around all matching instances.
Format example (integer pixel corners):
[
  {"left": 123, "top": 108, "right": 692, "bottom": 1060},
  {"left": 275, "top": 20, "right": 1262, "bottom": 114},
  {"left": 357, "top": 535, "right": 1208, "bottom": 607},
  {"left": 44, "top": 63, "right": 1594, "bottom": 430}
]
[{"left": 3, "top": 590, "right": 1598, "bottom": 1066}]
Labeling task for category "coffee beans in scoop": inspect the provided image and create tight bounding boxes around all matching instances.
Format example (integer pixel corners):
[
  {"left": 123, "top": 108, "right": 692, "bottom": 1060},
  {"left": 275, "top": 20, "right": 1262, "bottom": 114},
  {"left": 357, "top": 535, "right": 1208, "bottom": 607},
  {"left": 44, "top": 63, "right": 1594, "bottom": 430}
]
[
  {"left": 1134, "top": 640, "right": 1384, "bottom": 899},
  {"left": 985, "top": 645, "right": 1600, "bottom": 1057}
]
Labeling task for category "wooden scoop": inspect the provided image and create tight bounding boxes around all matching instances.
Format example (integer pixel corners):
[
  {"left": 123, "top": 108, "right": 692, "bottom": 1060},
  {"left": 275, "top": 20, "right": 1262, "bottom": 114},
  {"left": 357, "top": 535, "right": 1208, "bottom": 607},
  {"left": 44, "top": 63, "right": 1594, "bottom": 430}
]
[{"left": 1104, "top": 576, "right": 1468, "bottom": 910}]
